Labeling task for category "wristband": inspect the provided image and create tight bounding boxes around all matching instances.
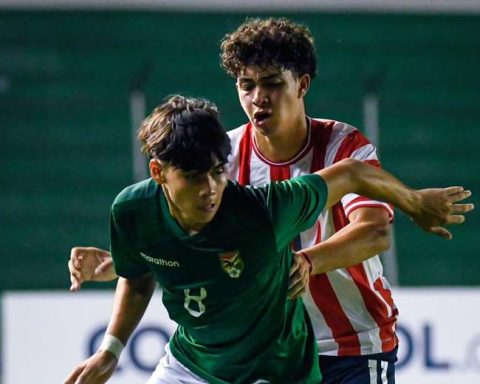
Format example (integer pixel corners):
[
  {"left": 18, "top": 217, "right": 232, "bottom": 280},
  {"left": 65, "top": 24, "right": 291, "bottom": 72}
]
[
  {"left": 99, "top": 334, "right": 125, "bottom": 360},
  {"left": 299, "top": 252, "right": 313, "bottom": 274}
]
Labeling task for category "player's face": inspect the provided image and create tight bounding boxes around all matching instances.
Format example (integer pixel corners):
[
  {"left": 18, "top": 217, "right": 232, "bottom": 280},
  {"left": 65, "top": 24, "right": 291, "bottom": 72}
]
[
  {"left": 236, "top": 66, "right": 310, "bottom": 139},
  {"left": 151, "top": 159, "right": 228, "bottom": 234}
]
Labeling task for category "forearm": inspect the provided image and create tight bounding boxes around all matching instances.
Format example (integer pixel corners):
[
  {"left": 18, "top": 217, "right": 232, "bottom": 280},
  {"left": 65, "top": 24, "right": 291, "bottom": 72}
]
[
  {"left": 303, "top": 220, "right": 390, "bottom": 274},
  {"left": 105, "top": 274, "right": 156, "bottom": 344},
  {"left": 319, "top": 159, "right": 418, "bottom": 215}
]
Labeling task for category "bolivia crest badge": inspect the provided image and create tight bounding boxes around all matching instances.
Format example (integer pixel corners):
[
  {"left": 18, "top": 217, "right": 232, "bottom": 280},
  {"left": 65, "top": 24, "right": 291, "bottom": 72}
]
[{"left": 219, "top": 251, "right": 244, "bottom": 278}]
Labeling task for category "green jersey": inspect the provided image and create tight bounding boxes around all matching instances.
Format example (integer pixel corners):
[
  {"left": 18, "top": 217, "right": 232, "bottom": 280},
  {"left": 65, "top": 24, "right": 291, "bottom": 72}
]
[{"left": 110, "top": 174, "right": 327, "bottom": 384}]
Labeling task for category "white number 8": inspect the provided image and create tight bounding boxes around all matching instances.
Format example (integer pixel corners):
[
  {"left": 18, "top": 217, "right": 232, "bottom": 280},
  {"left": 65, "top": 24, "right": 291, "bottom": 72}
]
[{"left": 184, "top": 287, "right": 207, "bottom": 317}]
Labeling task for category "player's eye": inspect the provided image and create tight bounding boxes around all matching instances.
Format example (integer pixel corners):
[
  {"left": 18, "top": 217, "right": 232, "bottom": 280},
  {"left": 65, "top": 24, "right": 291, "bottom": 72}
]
[
  {"left": 264, "top": 81, "right": 283, "bottom": 89},
  {"left": 239, "top": 82, "right": 254, "bottom": 91},
  {"left": 213, "top": 166, "right": 226, "bottom": 176},
  {"left": 184, "top": 172, "right": 201, "bottom": 181}
]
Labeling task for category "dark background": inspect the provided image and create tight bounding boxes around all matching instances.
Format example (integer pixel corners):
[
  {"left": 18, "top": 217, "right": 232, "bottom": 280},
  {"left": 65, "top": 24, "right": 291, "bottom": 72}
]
[{"left": 1, "top": 11, "right": 478, "bottom": 290}]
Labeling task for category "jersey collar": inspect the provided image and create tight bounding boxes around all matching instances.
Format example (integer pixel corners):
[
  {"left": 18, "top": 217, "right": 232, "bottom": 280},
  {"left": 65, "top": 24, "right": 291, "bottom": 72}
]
[{"left": 251, "top": 117, "right": 312, "bottom": 167}]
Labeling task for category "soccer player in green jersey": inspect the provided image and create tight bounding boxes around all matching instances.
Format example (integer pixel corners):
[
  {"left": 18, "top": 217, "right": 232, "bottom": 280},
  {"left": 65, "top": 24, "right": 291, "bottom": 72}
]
[{"left": 65, "top": 95, "right": 472, "bottom": 384}]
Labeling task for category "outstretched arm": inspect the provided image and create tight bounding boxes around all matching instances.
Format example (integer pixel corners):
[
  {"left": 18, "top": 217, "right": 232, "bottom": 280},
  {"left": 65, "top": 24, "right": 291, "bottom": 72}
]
[{"left": 318, "top": 158, "right": 473, "bottom": 239}]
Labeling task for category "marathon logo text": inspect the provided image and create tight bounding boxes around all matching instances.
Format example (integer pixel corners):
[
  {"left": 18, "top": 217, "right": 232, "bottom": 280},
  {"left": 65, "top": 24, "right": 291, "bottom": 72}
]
[{"left": 140, "top": 253, "right": 180, "bottom": 267}]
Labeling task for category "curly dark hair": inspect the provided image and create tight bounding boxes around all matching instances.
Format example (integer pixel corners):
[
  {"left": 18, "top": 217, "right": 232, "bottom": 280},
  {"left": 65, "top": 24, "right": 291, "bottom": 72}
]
[{"left": 220, "top": 17, "right": 317, "bottom": 79}]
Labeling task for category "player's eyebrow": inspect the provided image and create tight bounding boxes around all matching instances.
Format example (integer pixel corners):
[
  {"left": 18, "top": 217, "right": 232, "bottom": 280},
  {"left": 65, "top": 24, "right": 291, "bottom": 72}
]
[{"left": 238, "top": 73, "right": 282, "bottom": 82}]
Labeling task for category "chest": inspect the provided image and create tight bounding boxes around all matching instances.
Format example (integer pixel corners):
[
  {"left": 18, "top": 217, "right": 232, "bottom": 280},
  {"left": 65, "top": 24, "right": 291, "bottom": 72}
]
[{"left": 136, "top": 217, "right": 281, "bottom": 293}]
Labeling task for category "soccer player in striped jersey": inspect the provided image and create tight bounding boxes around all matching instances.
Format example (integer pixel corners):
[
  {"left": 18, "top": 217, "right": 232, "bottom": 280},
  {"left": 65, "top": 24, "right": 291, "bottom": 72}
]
[
  {"left": 68, "top": 18, "right": 473, "bottom": 383},
  {"left": 65, "top": 95, "right": 471, "bottom": 384},
  {"left": 220, "top": 18, "right": 401, "bottom": 383}
]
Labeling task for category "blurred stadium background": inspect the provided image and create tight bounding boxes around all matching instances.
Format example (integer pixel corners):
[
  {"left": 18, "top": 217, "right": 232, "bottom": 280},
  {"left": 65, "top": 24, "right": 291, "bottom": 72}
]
[{"left": 1, "top": 1, "right": 479, "bottom": 383}]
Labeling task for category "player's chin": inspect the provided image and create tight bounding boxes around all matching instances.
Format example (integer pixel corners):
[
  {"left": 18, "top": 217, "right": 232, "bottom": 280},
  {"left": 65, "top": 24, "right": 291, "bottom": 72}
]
[{"left": 252, "top": 118, "right": 278, "bottom": 137}]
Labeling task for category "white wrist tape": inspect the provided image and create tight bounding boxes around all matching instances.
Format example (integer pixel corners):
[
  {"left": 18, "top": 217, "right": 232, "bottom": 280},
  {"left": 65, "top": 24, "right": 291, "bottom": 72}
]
[{"left": 99, "top": 334, "right": 125, "bottom": 360}]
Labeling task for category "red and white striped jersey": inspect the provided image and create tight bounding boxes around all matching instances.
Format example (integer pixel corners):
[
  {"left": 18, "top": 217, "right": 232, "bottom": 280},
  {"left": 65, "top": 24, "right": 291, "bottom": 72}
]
[{"left": 227, "top": 118, "right": 398, "bottom": 356}]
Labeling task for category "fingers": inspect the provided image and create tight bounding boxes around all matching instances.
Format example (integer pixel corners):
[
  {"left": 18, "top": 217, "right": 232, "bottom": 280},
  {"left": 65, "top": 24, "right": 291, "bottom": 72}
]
[
  {"left": 444, "top": 186, "right": 465, "bottom": 195},
  {"left": 288, "top": 281, "right": 307, "bottom": 300},
  {"left": 69, "top": 276, "right": 80, "bottom": 292},
  {"left": 64, "top": 363, "right": 85, "bottom": 384},
  {"left": 94, "top": 258, "right": 118, "bottom": 282},
  {"left": 450, "top": 203, "right": 475, "bottom": 214},
  {"left": 69, "top": 259, "right": 83, "bottom": 292},
  {"left": 446, "top": 215, "right": 465, "bottom": 225},
  {"left": 448, "top": 189, "right": 472, "bottom": 203},
  {"left": 69, "top": 259, "right": 83, "bottom": 281},
  {"left": 289, "top": 269, "right": 303, "bottom": 291},
  {"left": 288, "top": 253, "right": 310, "bottom": 300},
  {"left": 98, "top": 248, "right": 112, "bottom": 259},
  {"left": 73, "top": 370, "right": 94, "bottom": 384},
  {"left": 289, "top": 255, "right": 300, "bottom": 277},
  {"left": 430, "top": 226, "right": 452, "bottom": 240},
  {"left": 70, "top": 247, "right": 85, "bottom": 269},
  {"left": 288, "top": 268, "right": 307, "bottom": 299},
  {"left": 95, "top": 258, "right": 113, "bottom": 274},
  {"left": 446, "top": 202, "right": 474, "bottom": 225}
]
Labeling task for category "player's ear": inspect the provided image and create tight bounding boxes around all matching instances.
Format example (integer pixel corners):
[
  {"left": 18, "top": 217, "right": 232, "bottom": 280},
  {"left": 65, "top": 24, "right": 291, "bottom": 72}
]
[
  {"left": 149, "top": 159, "right": 166, "bottom": 184},
  {"left": 298, "top": 73, "right": 311, "bottom": 98}
]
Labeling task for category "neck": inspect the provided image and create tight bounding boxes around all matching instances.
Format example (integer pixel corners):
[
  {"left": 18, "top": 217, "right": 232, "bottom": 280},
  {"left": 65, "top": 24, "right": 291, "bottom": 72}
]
[{"left": 255, "top": 116, "right": 309, "bottom": 163}]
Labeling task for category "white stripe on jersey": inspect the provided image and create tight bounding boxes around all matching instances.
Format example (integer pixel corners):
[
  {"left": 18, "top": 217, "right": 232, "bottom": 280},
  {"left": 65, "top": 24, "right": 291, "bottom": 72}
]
[
  {"left": 249, "top": 151, "right": 271, "bottom": 186},
  {"left": 227, "top": 118, "right": 398, "bottom": 357},
  {"left": 322, "top": 118, "right": 353, "bottom": 167}
]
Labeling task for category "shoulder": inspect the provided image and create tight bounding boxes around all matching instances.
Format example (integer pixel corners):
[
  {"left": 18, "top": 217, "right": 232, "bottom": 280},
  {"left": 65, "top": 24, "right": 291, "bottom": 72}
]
[
  {"left": 227, "top": 123, "right": 249, "bottom": 147},
  {"left": 310, "top": 117, "right": 375, "bottom": 164},
  {"left": 112, "top": 178, "right": 158, "bottom": 213},
  {"left": 311, "top": 118, "right": 362, "bottom": 141},
  {"left": 224, "top": 179, "right": 267, "bottom": 207},
  {"left": 231, "top": 174, "right": 326, "bottom": 204}
]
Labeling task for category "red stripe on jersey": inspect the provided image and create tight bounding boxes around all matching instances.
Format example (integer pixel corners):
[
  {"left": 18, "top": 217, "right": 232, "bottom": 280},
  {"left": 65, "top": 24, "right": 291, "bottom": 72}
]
[
  {"left": 331, "top": 202, "right": 349, "bottom": 229},
  {"left": 373, "top": 277, "right": 398, "bottom": 320},
  {"left": 333, "top": 130, "right": 371, "bottom": 163},
  {"left": 310, "top": 119, "right": 334, "bottom": 172},
  {"left": 331, "top": 169, "right": 396, "bottom": 353},
  {"left": 315, "top": 220, "right": 322, "bottom": 244},
  {"left": 308, "top": 121, "right": 362, "bottom": 355},
  {"left": 309, "top": 274, "right": 361, "bottom": 356},
  {"left": 270, "top": 165, "right": 291, "bottom": 181},
  {"left": 364, "top": 159, "right": 381, "bottom": 168},
  {"left": 344, "top": 196, "right": 394, "bottom": 221},
  {"left": 238, "top": 123, "right": 253, "bottom": 186},
  {"left": 347, "top": 265, "right": 398, "bottom": 352},
  {"left": 331, "top": 202, "right": 396, "bottom": 352}
]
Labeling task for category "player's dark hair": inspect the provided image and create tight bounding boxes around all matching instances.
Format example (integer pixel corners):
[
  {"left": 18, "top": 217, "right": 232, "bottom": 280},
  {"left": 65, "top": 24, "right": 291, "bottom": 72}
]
[
  {"left": 138, "top": 95, "right": 231, "bottom": 172},
  {"left": 220, "top": 17, "right": 317, "bottom": 79}
]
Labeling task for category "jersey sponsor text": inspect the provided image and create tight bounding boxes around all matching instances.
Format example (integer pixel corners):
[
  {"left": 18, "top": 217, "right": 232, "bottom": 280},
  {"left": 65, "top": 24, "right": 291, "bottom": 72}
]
[{"left": 140, "top": 252, "right": 180, "bottom": 268}]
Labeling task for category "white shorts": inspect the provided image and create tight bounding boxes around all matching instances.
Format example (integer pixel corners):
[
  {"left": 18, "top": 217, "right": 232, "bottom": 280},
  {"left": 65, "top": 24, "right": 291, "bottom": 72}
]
[
  {"left": 146, "top": 343, "right": 270, "bottom": 384},
  {"left": 146, "top": 343, "right": 208, "bottom": 384}
]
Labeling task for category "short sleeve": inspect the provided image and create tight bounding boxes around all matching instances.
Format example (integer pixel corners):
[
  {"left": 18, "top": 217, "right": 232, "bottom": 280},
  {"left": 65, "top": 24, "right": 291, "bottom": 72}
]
[
  {"left": 337, "top": 131, "right": 394, "bottom": 220},
  {"left": 110, "top": 207, "right": 150, "bottom": 279},
  {"left": 265, "top": 174, "right": 328, "bottom": 250}
]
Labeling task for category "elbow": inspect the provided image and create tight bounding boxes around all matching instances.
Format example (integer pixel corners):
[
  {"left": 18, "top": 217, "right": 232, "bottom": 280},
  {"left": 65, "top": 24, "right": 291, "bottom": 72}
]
[
  {"left": 337, "top": 158, "right": 364, "bottom": 185},
  {"left": 371, "top": 221, "right": 391, "bottom": 253},
  {"left": 337, "top": 158, "right": 362, "bottom": 174}
]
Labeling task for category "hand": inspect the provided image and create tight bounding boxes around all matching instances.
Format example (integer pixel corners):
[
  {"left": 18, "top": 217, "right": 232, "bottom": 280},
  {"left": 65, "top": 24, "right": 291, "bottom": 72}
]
[
  {"left": 288, "top": 252, "right": 311, "bottom": 300},
  {"left": 64, "top": 350, "right": 118, "bottom": 384},
  {"left": 69, "top": 247, "right": 118, "bottom": 291},
  {"left": 411, "top": 186, "right": 474, "bottom": 239}
]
